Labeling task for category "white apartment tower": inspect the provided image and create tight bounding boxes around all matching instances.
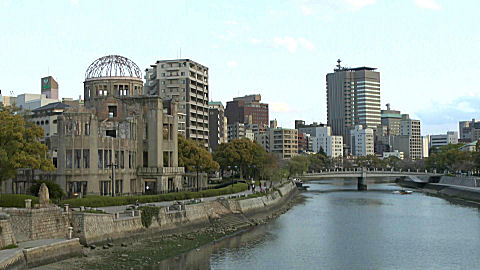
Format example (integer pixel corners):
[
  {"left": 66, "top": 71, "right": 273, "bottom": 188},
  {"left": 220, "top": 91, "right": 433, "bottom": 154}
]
[
  {"left": 350, "top": 125, "right": 375, "bottom": 156},
  {"left": 145, "top": 59, "right": 209, "bottom": 147}
]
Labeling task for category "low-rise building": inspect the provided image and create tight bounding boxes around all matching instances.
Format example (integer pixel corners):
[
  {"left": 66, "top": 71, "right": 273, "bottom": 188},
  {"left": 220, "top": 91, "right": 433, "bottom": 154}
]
[
  {"left": 383, "top": 150, "right": 404, "bottom": 160},
  {"left": 429, "top": 131, "right": 458, "bottom": 148}
]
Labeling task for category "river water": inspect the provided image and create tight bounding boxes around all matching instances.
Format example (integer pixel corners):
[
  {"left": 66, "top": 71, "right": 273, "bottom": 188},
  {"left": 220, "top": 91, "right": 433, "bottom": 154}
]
[{"left": 157, "top": 179, "right": 480, "bottom": 270}]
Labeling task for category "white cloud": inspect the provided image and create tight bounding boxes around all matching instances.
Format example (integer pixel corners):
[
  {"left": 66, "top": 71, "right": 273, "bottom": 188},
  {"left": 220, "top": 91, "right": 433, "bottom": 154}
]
[
  {"left": 249, "top": 37, "right": 262, "bottom": 45},
  {"left": 271, "top": 102, "right": 292, "bottom": 113},
  {"left": 414, "top": 0, "right": 441, "bottom": 10},
  {"left": 70, "top": 0, "right": 79, "bottom": 5},
  {"left": 344, "top": 0, "right": 376, "bottom": 9},
  {"left": 274, "top": 36, "right": 314, "bottom": 53},
  {"left": 300, "top": 5, "right": 313, "bottom": 15},
  {"left": 227, "top": 61, "right": 237, "bottom": 68},
  {"left": 298, "top": 38, "right": 314, "bottom": 50},
  {"left": 224, "top": 20, "right": 238, "bottom": 25}
]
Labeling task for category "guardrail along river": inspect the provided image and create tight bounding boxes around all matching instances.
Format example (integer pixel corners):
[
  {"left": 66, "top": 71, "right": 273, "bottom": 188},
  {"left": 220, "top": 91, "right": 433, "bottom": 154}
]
[{"left": 158, "top": 179, "right": 480, "bottom": 270}]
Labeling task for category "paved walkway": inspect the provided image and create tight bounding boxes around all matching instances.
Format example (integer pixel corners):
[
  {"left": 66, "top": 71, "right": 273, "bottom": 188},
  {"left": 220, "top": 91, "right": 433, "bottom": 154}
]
[{"left": 98, "top": 180, "right": 281, "bottom": 214}]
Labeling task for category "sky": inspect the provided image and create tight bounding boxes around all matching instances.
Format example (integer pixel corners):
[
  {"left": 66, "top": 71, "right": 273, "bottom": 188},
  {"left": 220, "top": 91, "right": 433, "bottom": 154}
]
[{"left": 1, "top": 0, "right": 479, "bottom": 135}]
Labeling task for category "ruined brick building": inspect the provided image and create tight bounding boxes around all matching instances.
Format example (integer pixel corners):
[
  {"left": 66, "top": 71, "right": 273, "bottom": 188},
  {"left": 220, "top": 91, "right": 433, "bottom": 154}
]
[{"left": 3, "top": 55, "right": 185, "bottom": 196}]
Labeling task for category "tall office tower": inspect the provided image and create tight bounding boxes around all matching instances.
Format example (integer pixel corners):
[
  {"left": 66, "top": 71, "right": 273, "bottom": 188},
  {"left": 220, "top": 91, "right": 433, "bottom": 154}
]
[
  {"left": 225, "top": 94, "right": 269, "bottom": 128},
  {"left": 326, "top": 59, "right": 381, "bottom": 145},
  {"left": 41, "top": 76, "right": 59, "bottom": 100},
  {"left": 208, "top": 101, "right": 227, "bottom": 151},
  {"left": 145, "top": 59, "right": 209, "bottom": 148}
]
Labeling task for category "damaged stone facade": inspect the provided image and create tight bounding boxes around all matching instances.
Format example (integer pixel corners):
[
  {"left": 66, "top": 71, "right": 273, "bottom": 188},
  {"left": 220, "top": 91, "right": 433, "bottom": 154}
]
[{"left": 4, "top": 55, "right": 185, "bottom": 196}]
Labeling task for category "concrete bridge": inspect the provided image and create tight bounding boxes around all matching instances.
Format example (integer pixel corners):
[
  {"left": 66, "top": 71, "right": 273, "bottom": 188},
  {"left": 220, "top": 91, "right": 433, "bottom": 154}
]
[{"left": 299, "top": 169, "right": 442, "bottom": 190}]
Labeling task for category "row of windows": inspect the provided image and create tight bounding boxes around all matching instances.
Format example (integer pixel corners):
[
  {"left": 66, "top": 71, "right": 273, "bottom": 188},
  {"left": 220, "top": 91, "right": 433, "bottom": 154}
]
[
  {"left": 36, "top": 119, "right": 57, "bottom": 125},
  {"left": 65, "top": 149, "right": 136, "bottom": 170}
]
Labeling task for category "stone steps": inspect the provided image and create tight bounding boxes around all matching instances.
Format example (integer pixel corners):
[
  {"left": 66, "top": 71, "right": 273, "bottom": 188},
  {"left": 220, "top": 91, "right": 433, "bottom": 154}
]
[{"left": 215, "top": 214, "right": 253, "bottom": 229}]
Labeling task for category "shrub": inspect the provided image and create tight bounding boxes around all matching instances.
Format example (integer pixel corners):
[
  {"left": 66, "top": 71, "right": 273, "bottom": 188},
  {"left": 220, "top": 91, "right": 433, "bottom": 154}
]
[
  {"left": 0, "top": 194, "right": 39, "bottom": 208},
  {"left": 60, "top": 183, "right": 248, "bottom": 208},
  {"left": 29, "top": 180, "right": 65, "bottom": 200},
  {"left": 139, "top": 206, "right": 160, "bottom": 228}
]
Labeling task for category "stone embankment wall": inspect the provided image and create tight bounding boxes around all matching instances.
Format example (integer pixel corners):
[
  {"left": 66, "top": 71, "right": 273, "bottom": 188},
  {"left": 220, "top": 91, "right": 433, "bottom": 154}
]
[
  {"left": 22, "top": 239, "right": 82, "bottom": 268},
  {"left": 438, "top": 176, "right": 479, "bottom": 188},
  {"left": 0, "top": 249, "right": 26, "bottom": 270},
  {"left": 73, "top": 181, "right": 297, "bottom": 245},
  {"left": 0, "top": 217, "right": 16, "bottom": 249},
  {"left": 400, "top": 175, "right": 480, "bottom": 203},
  {"left": 2, "top": 207, "right": 69, "bottom": 242}
]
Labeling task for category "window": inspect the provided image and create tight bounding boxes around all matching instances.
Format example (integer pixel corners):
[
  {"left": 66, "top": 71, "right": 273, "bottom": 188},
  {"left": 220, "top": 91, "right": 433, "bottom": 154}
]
[
  {"left": 161, "top": 81, "right": 166, "bottom": 85},
  {"left": 181, "top": 72, "right": 185, "bottom": 76},
  {"left": 162, "top": 73, "right": 165, "bottom": 77},
  {"left": 161, "top": 89, "right": 165, "bottom": 93},
  {"left": 128, "top": 151, "right": 132, "bottom": 169},
  {"left": 74, "top": 149, "right": 81, "bottom": 169},
  {"left": 181, "top": 80, "right": 185, "bottom": 84},
  {"left": 115, "top": 180, "right": 123, "bottom": 195},
  {"left": 83, "top": 149, "right": 90, "bottom": 168},
  {"left": 120, "top": 151, "right": 124, "bottom": 169},
  {"left": 104, "top": 150, "right": 109, "bottom": 168},
  {"left": 66, "top": 150, "right": 72, "bottom": 168},
  {"left": 181, "top": 88, "right": 185, "bottom": 92},
  {"left": 108, "top": 106, "right": 117, "bottom": 118},
  {"left": 115, "top": 151, "right": 119, "bottom": 167},
  {"left": 84, "top": 123, "right": 90, "bottom": 135},
  {"left": 53, "top": 157, "right": 57, "bottom": 168},
  {"left": 143, "top": 152, "right": 148, "bottom": 167},
  {"left": 45, "top": 120, "right": 49, "bottom": 124},
  {"left": 98, "top": 150, "right": 103, "bottom": 169},
  {"left": 53, "top": 119, "right": 57, "bottom": 124},
  {"left": 106, "top": 130, "right": 116, "bottom": 137}
]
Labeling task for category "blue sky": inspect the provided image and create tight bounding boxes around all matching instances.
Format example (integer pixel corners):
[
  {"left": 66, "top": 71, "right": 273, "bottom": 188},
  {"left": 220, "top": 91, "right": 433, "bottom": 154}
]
[{"left": 1, "top": 0, "right": 479, "bottom": 135}]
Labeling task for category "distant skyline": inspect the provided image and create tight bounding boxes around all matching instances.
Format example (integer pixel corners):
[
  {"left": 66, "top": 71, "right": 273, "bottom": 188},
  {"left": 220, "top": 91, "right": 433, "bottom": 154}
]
[{"left": 1, "top": 0, "right": 479, "bottom": 135}]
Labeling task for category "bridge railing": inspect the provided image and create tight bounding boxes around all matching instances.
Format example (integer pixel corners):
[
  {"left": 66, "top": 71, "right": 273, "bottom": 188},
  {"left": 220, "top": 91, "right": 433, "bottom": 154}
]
[{"left": 303, "top": 168, "right": 440, "bottom": 176}]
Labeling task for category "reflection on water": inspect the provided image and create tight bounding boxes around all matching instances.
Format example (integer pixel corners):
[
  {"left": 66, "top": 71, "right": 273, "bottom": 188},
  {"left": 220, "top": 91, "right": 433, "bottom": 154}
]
[{"left": 156, "top": 180, "right": 480, "bottom": 270}]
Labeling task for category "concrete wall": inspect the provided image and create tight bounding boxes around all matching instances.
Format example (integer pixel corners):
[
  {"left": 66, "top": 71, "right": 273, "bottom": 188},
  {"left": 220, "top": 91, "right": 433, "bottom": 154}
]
[
  {"left": 72, "top": 181, "right": 297, "bottom": 245},
  {"left": 0, "top": 249, "right": 26, "bottom": 270},
  {"left": 3, "top": 207, "right": 69, "bottom": 242}
]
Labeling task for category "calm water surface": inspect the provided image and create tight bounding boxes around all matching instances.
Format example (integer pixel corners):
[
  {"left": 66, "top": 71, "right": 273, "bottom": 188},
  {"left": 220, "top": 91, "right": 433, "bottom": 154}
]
[{"left": 158, "top": 180, "right": 480, "bottom": 270}]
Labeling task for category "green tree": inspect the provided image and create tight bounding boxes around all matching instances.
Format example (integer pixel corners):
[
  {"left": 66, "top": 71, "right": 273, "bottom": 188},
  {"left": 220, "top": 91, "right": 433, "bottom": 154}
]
[
  {"left": 307, "top": 152, "right": 330, "bottom": 171},
  {"left": 178, "top": 135, "right": 219, "bottom": 172},
  {"left": 286, "top": 155, "right": 310, "bottom": 178},
  {"left": 213, "top": 138, "right": 266, "bottom": 180},
  {"left": 0, "top": 108, "right": 54, "bottom": 185}
]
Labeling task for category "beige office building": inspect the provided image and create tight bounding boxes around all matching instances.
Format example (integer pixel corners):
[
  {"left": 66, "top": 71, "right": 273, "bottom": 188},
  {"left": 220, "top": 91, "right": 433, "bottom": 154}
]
[
  {"left": 326, "top": 60, "right": 381, "bottom": 147},
  {"left": 145, "top": 59, "right": 209, "bottom": 148}
]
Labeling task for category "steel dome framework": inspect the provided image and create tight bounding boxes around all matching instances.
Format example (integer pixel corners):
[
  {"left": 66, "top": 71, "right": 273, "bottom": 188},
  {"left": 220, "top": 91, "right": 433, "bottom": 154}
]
[{"left": 85, "top": 55, "right": 142, "bottom": 80}]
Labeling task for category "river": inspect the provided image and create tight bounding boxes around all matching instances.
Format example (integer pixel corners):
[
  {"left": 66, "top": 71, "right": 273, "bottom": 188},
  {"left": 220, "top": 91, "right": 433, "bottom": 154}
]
[{"left": 157, "top": 179, "right": 480, "bottom": 270}]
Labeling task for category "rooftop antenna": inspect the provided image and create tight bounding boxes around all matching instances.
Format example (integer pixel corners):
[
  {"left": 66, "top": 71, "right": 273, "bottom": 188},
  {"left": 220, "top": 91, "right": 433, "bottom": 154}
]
[
  {"left": 180, "top": 48, "right": 182, "bottom": 59},
  {"left": 336, "top": 59, "right": 341, "bottom": 70},
  {"left": 386, "top": 103, "right": 391, "bottom": 110}
]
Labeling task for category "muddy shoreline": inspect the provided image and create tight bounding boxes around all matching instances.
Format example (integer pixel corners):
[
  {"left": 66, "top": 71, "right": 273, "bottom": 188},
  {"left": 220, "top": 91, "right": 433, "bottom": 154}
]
[{"left": 34, "top": 189, "right": 302, "bottom": 270}]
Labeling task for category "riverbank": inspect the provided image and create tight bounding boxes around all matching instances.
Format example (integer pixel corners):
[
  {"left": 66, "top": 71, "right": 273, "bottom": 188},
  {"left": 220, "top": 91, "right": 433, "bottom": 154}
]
[
  {"left": 397, "top": 175, "right": 480, "bottom": 205},
  {"left": 33, "top": 182, "right": 299, "bottom": 269}
]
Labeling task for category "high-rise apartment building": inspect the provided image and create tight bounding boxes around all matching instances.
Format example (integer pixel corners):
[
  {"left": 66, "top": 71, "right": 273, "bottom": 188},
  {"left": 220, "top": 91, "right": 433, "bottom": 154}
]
[
  {"left": 208, "top": 101, "right": 227, "bottom": 151},
  {"left": 297, "top": 122, "right": 343, "bottom": 158},
  {"left": 145, "top": 59, "right": 209, "bottom": 147},
  {"left": 326, "top": 60, "right": 381, "bottom": 145},
  {"left": 225, "top": 94, "right": 269, "bottom": 128},
  {"left": 350, "top": 125, "right": 374, "bottom": 156},
  {"left": 393, "top": 114, "right": 422, "bottom": 160}
]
